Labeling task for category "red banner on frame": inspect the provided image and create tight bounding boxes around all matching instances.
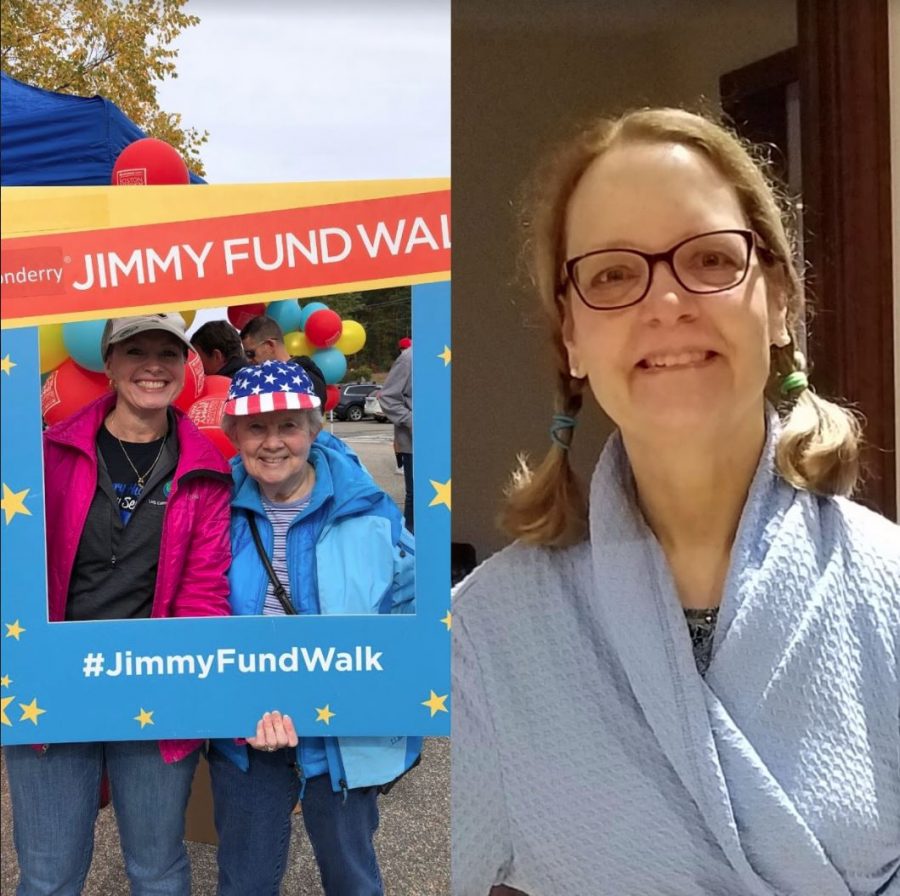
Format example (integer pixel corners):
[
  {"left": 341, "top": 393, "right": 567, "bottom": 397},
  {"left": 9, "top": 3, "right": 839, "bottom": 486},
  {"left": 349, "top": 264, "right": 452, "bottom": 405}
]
[{"left": 0, "top": 190, "right": 450, "bottom": 325}]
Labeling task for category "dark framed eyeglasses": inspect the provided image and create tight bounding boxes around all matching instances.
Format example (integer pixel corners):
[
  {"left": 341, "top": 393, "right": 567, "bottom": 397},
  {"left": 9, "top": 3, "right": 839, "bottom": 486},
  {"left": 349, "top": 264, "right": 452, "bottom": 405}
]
[{"left": 561, "top": 229, "right": 762, "bottom": 311}]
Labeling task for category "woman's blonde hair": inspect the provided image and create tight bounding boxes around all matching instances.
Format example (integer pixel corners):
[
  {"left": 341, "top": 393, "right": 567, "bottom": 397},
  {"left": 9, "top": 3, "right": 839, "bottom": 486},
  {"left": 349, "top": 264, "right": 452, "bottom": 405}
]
[{"left": 501, "top": 107, "right": 862, "bottom": 547}]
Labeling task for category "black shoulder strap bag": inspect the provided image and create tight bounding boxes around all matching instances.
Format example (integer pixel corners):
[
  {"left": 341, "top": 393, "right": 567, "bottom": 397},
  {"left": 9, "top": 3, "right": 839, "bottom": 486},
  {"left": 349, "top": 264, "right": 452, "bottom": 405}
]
[
  {"left": 247, "top": 511, "right": 421, "bottom": 795},
  {"left": 246, "top": 514, "right": 297, "bottom": 615}
]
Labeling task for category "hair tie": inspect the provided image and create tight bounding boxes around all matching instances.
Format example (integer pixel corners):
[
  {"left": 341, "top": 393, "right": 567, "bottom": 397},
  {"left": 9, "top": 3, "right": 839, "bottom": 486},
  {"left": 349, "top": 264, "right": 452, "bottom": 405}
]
[
  {"left": 780, "top": 370, "right": 808, "bottom": 396},
  {"left": 550, "top": 414, "right": 577, "bottom": 450}
]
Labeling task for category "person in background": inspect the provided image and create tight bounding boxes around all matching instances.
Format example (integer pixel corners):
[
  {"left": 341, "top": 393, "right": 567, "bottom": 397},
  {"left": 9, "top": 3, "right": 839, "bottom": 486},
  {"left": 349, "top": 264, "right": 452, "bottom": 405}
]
[
  {"left": 451, "top": 108, "right": 899, "bottom": 896},
  {"left": 208, "top": 360, "right": 419, "bottom": 896},
  {"left": 190, "top": 319, "right": 247, "bottom": 378},
  {"left": 392, "top": 337, "right": 412, "bottom": 475},
  {"left": 380, "top": 340, "right": 413, "bottom": 532},
  {"left": 239, "top": 314, "right": 327, "bottom": 406},
  {"left": 4, "top": 312, "right": 232, "bottom": 896}
]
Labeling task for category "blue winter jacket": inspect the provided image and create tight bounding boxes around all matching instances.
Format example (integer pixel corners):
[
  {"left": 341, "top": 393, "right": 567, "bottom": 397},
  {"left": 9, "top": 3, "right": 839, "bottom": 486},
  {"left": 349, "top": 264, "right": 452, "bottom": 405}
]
[{"left": 212, "top": 431, "right": 421, "bottom": 792}]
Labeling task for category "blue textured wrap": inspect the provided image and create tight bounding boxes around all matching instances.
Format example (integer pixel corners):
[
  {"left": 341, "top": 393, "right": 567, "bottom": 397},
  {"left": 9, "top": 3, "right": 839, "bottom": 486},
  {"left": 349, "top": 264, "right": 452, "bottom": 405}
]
[{"left": 453, "top": 415, "right": 900, "bottom": 895}]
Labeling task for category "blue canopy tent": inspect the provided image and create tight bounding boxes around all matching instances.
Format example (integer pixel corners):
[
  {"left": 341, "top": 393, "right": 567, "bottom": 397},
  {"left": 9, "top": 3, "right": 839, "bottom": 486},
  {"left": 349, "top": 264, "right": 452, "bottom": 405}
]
[{"left": 0, "top": 72, "right": 203, "bottom": 186}]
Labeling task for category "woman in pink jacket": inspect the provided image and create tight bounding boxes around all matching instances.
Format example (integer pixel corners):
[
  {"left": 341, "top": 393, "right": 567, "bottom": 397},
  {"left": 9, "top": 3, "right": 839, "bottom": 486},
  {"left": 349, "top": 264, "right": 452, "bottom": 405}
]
[{"left": 4, "top": 313, "right": 232, "bottom": 896}]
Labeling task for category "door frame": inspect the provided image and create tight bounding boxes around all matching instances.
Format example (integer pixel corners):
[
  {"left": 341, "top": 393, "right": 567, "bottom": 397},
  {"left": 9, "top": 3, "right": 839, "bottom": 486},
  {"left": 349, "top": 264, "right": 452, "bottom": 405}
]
[{"left": 798, "top": 0, "right": 896, "bottom": 519}]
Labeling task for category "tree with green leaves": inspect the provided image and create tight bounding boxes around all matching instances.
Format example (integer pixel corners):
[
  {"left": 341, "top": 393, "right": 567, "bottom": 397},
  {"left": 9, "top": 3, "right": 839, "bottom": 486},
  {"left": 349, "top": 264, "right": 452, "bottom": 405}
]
[
  {"left": 1, "top": 0, "right": 207, "bottom": 173},
  {"left": 313, "top": 287, "right": 412, "bottom": 374}
]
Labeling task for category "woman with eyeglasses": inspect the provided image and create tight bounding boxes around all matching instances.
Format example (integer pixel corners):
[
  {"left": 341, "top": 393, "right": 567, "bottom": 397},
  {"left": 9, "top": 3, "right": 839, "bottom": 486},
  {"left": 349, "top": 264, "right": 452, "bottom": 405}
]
[{"left": 451, "top": 109, "right": 899, "bottom": 896}]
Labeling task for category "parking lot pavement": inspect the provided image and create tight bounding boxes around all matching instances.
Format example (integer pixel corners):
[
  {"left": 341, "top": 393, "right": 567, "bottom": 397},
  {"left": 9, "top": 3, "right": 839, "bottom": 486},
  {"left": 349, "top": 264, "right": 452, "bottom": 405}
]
[
  {"left": 1, "top": 421, "right": 449, "bottom": 895},
  {"left": 329, "top": 420, "right": 406, "bottom": 510},
  {"left": 1, "top": 738, "right": 450, "bottom": 895}
]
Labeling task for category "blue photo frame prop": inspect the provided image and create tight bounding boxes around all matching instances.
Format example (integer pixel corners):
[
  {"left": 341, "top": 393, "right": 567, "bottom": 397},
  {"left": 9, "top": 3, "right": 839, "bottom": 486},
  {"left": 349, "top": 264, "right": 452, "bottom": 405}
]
[{"left": 0, "top": 182, "right": 450, "bottom": 742}]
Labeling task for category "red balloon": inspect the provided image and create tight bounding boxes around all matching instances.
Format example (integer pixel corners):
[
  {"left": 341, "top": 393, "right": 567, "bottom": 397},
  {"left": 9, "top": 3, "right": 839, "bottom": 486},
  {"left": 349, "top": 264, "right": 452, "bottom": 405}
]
[
  {"left": 227, "top": 303, "right": 267, "bottom": 331},
  {"left": 187, "top": 395, "right": 237, "bottom": 460},
  {"left": 305, "top": 309, "right": 343, "bottom": 348},
  {"left": 174, "top": 351, "right": 206, "bottom": 412},
  {"left": 202, "top": 375, "right": 232, "bottom": 397},
  {"left": 324, "top": 384, "right": 340, "bottom": 412},
  {"left": 112, "top": 138, "right": 189, "bottom": 185},
  {"left": 42, "top": 359, "right": 111, "bottom": 425},
  {"left": 203, "top": 427, "right": 237, "bottom": 461}
]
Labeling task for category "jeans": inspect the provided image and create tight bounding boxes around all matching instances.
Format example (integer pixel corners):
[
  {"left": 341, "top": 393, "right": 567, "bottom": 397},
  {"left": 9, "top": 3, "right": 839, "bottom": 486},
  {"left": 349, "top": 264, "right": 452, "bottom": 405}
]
[
  {"left": 4, "top": 741, "right": 199, "bottom": 896},
  {"left": 208, "top": 745, "right": 382, "bottom": 896},
  {"left": 400, "top": 451, "right": 414, "bottom": 534}
]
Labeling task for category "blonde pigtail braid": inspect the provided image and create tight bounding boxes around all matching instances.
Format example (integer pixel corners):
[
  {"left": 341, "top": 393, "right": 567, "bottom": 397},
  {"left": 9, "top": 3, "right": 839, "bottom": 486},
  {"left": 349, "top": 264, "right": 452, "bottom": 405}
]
[
  {"left": 770, "top": 343, "right": 863, "bottom": 497},
  {"left": 499, "top": 360, "right": 589, "bottom": 547}
]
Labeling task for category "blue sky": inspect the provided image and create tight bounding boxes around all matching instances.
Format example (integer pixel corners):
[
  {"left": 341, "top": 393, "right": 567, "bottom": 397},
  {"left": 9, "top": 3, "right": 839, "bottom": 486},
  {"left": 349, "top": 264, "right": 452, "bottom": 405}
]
[{"left": 156, "top": 0, "right": 450, "bottom": 183}]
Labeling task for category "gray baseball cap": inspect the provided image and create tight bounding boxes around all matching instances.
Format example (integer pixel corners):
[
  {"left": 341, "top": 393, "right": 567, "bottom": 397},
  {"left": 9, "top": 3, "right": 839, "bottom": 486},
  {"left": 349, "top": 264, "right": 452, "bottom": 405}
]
[{"left": 101, "top": 313, "right": 192, "bottom": 358}]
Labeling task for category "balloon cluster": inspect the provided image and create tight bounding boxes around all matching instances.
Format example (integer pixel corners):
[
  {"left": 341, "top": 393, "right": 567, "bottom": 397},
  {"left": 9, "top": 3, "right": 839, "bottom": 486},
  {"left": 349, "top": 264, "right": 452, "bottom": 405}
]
[
  {"left": 39, "top": 300, "right": 367, "bottom": 458},
  {"left": 226, "top": 298, "right": 367, "bottom": 413},
  {"left": 38, "top": 135, "right": 368, "bottom": 459}
]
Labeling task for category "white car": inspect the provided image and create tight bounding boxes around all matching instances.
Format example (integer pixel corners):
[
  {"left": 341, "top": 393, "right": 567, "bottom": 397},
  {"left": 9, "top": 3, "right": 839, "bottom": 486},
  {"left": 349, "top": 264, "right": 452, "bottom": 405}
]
[{"left": 364, "top": 391, "right": 388, "bottom": 423}]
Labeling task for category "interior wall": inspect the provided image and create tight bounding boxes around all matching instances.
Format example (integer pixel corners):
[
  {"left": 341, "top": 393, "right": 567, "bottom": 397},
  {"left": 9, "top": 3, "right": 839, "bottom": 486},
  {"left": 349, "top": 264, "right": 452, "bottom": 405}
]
[{"left": 452, "top": 0, "right": 798, "bottom": 560}]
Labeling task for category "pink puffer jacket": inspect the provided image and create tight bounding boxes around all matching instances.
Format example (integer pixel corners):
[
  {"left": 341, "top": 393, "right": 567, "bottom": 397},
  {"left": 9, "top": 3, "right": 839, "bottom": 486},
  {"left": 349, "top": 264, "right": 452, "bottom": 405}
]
[{"left": 43, "top": 392, "right": 232, "bottom": 762}]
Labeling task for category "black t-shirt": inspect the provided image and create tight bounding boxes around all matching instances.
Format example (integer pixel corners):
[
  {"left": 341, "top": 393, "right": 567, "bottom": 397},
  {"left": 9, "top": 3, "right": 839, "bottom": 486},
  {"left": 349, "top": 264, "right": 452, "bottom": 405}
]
[
  {"left": 97, "top": 426, "right": 166, "bottom": 525},
  {"left": 65, "top": 421, "right": 178, "bottom": 621}
]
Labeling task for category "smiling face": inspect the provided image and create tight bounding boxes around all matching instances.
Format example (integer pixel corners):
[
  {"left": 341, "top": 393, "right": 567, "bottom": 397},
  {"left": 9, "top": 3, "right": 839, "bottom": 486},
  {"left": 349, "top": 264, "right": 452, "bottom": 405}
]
[
  {"left": 231, "top": 410, "right": 320, "bottom": 501},
  {"left": 105, "top": 331, "right": 186, "bottom": 415},
  {"left": 561, "top": 141, "right": 789, "bottom": 442}
]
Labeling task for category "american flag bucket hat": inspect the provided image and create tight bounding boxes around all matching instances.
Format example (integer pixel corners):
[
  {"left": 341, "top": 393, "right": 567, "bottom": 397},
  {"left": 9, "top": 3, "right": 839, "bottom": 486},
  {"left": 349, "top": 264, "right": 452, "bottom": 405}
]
[{"left": 224, "top": 359, "right": 322, "bottom": 416}]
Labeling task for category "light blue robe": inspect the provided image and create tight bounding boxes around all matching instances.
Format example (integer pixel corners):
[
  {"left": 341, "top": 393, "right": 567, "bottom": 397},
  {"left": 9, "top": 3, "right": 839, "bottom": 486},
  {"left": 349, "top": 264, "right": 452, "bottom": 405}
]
[{"left": 452, "top": 421, "right": 900, "bottom": 895}]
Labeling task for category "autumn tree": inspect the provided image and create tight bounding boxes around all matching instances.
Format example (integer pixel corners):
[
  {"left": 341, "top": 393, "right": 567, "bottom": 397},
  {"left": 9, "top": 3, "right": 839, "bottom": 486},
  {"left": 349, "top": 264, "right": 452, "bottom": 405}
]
[{"left": 1, "top": 0, "right": 208, "bottom": 174}]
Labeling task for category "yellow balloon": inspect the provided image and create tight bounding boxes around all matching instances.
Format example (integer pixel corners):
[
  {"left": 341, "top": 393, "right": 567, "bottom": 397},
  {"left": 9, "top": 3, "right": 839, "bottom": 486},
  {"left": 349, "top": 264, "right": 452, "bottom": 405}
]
[
  {"left": 180, "top": 309, "right": 197, "bottom": 328},
  {"left": 39, "top": 323, "right": 69, "bottom": 373},
  {"left": 284, "top": 330, "right": 314, "bottom": 357},
  {"left": 335, "top": 320, "right": 366, "bottom": 356}
]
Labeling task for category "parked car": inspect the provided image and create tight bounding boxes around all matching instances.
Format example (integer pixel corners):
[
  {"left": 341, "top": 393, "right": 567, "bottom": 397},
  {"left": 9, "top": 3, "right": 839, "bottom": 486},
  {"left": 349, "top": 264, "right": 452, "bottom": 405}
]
[
  {"left": 334, "top": 382, "right": 379, "bottom": 421},
  {"left": 364, "top": 390, "right": 388, "bottom": 423}
]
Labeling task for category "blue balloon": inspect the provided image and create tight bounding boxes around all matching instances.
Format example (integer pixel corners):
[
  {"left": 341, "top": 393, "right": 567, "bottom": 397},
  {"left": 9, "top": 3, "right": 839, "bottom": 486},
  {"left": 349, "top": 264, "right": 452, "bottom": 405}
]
[
  {"left": 267, "top": 299, "right": 303, "bottom": 333},
  {"left": 62, "top": 319, "right": 107, "bottom": 372},
  {"left": 312, "top": 348, "right": 347, "bottom": 385},
  {"left": 299, "top": 301, "right": 329, "bottom": 329}
]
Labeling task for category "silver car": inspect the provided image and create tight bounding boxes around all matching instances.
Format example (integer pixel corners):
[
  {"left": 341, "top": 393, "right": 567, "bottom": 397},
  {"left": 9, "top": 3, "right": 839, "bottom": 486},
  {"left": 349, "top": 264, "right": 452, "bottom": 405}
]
[{"left": 364, "top": 390, "right": 388, "bottom": 423}]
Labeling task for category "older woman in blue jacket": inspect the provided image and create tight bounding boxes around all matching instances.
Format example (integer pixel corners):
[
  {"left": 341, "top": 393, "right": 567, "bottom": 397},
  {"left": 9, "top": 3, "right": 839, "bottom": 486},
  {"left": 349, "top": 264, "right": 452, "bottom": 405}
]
[{"left": 208, "top": 360, "right": 418, "bottom": 896}]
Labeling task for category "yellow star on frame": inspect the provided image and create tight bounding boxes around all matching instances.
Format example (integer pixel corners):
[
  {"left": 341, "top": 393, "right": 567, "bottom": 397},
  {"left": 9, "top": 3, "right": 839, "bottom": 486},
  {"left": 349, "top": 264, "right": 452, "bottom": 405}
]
[
  {"left": 1, "top": 695, "right": 14, "bottom": 726},
  {"left": 19, "top": 698, "right": 46, "bottom": 725},
  {"left": 437, "top": 345, "right": 451, "bottom": 366},
  {"left": 1, "top": 674, "right": 11, "bottom": 688},
  {"left": 440, "top": 611, "right": 452, "bottom": 631},
  {"left": 1, "top": 484, "right": 32, "bottom": 525},
  {"left": 5, "top": 620, "right": 25, "bottom": 640},
  {"left": 134, "top": 708, "right": 154, "bottom": 729},
  {"left": 315, "top": 704, "right": 336, "bottom": 725},
  {"left": 0, "top": 355, "right": 16, "bottom": 375},
  {"left": 422, "top": 690, "right": 449, "bottom": 717},
  {"left": 429, "top": 479, "right": 451, "bottom": 511}
]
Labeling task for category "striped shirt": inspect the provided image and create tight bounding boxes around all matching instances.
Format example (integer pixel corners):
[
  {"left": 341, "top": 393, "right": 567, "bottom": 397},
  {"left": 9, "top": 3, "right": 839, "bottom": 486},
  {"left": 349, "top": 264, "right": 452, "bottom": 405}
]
[{"left": 260, "top": 495, "right": 310, "bottom": 615}]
